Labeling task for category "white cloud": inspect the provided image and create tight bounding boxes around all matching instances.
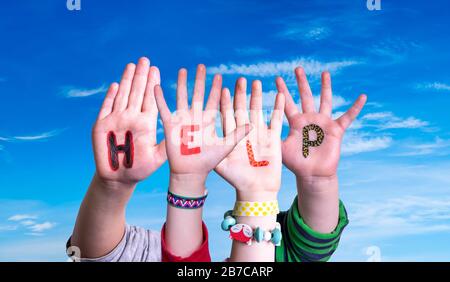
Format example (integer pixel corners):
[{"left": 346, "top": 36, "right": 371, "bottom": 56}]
[
  {"left": 63, "top": 85, "right": 107, "bottom": 98},
  {"left": 11, "top": 130, "right": 61, "bottom": 141},
  {"left": 362, "top": 111, "right": 429, "bottom": 130},
  {"left": 6, "top": 214, "right": 55, "bottom": 234},
  {"left": 347, "top": 196, "right": 450, "bottom": 239},
  {"left": 234, "top": 47, "right": 269, "bottom": 56},
  {"left": 416, "top": 82, "right": 450, "bottom": 92},
  {"left": 208, "top": 57, "right": 359, "bottom": 78},
  {"left": 394, "top": 138, "right": 450, "bottom": 157},
  {"left": 28, "top": 222, "right": 55, "bottom": 233},
  {"left": 0, "top": 225, "right": 17, "bottom": 232},
  {"left": 380, "top": 117, "right": 428, "bottom": 130},
  {"left": 342, "top": 132, "right": 392, "bottom": 155},
  {"left": 8, "top": 214, "right": 38, "bottom": 222},
  {"left": 278, "top": 20, "right": 330, "bottom": 42}
]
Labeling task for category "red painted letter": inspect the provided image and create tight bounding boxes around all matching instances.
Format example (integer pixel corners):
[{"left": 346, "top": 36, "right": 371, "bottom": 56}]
[
  {"left": 180, "top": 125, "right": 201, "bottom": 155},
  {"left": 246, "top": 140, "right": 269, "bottom": 167}
]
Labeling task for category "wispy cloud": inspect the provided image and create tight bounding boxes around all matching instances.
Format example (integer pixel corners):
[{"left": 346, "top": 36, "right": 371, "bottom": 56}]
[
  {"left": 208, "top": 57, "right": 360, "bottom": 78},
  {"left": 362, "top": 111, "right": 429, "bottom": 130},
  {"left": 28, "top": 222, "right": 55, "bottom": 233},
  {"left": 369, "top": 38, "right": 421, "bottom": 63},
  {"left": 394, "top": 138, "right": 450, "bottom": 157},
  {"left": 347, "top": 196, "right": 450, "bottom": 239},
  {"left": 279, "top": 25, "right": 330, "bottom": 42},
  {"left": 62, "top": 85, "right": 107, "bottom": 98},
  {"left": 234, "top": 47, "right": 269, "bottom": 56},
  {"left": 0, "top": 130, "right": 62, "bottom": 142},
  {"left": 342, "top": 132, "right": 392, "bottom": 155},
  {"left": 8, "top": 214, "right": 38, "bottom": 221},
  {"left": 416, "top": 82, "right": 450, "bottom": 92},
  {"left": 6, "top": 214, "right": 55, "bottom": 235}
]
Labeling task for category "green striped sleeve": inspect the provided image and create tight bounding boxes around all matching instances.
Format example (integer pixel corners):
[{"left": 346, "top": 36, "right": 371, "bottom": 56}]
[{"left": 275, "top": 197, "right": 349, "bottom": 262}]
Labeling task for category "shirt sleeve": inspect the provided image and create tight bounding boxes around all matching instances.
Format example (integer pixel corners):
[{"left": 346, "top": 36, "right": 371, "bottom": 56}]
[
  {"left": 160, "top": 221, "right": 211, "bottom": 262},
  {"left": 66, "top": 224, "right": 162, "bottom": 262},
  {"left": 275, "top": 197, "right": 349, "bottom": 262}
]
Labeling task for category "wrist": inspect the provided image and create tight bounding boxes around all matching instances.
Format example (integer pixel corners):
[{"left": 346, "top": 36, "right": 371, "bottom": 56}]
[
  {"left": 88, "top": 174, "right": 135, "bottom": 211},
  {"left": 297, "top": 174, "right": 338, "bottom": 194},
  {"left": 92, "top": 173, "right": 137, "bottom": 194},
  {"left": 169, "top": 172, "right": 207, "bottom": 197},
  {"left": 236, "top": 190, "right": 278, "bottom": 202}
]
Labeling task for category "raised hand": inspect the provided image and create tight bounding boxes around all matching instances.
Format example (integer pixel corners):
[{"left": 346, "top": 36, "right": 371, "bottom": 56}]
[
  {"left": 92, "top": 57, "right": 166, "bottom": 185},
  {"left": 155, "top": 65, "right": 251, "bottom": 258},
  {"left": 276, "top": 67, "right": 367, "bottom": 233},
  {"left": 276, "top": 68, "right": 366, "bottom": 178},
  {"left": 215, "top": 78, "right": 285, "bottom": 201},
  {"left": 154, "top": 65, "right": 251, "bottom": 190},
  {"left": 72, "top": 57, "right": 166, "bottom": 258}
]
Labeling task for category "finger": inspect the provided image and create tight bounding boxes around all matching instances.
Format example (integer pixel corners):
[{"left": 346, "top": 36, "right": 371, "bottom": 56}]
[
  {"left": 153, "top": 140, "right": 167, "bottom": 168},
  {"left": 220, "top": 88, "right": 236, "bottom": 135},
  {"left": 215, "top": 124, "right": 252, "bottom": 162},
  {"left": 336, "top": 94, "right": 367, "bottom": 130},
  {"left": 295, "top": 67, "right": 315, "bottom": 113},
  {"left": 275, "top": 76, "right": 299, "bottom": 120},
  {"left": 205, "top": 74, "right": 222, "bottom": 113},
  {"left": 234, "top": 77, "right": 249, "bottom": 127},
  {"left": 191, "top": 64, "right": 206, "bottom": 113},
  {"left": 154, "top": 85, "right": 172, "bottom": 123},
  {"left": 127, "top": 57, "right": 150, "bottom": 111},
  {"left": 142, "top": 66, "right": 160, "bottom": 112},
  {"left": 98, "top": 83, "right": 119, "bottom": 119},
  {"left": 250, "top": 80, "right": 266, "bottom": 128},
  {"left": 270, "top": 92, "right": 285, "bottom": 135},
  {"left": 113, "top": 63, "right": 136, "bottom": 112},
  {"left": 319, "top": 71, "right": 332, "bottom": 116},
  {"left": 176, "top": 68, "right": 189, "bottom": 111}
]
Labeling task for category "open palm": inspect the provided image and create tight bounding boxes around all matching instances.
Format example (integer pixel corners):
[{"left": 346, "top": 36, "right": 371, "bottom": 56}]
[
  {"left": 154, "top": 65, "right": 250, "bottom": 176},
  {"left": 215, "top": 78, "right": 284, "bottom": 199},
  {"left": 92, "top": 58, "right": 166, "bottom": 184},
  {"left": 276, "top": 68, "right": 367, "bottom": 178}
]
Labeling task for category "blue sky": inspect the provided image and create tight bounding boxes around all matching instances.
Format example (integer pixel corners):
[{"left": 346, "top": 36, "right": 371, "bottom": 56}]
[{"left": 1, "top": 0, "right": 450, "bottom": 261}]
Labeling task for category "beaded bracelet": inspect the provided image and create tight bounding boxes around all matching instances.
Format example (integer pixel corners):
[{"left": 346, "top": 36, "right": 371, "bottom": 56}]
[
  {"left": 167, "top": 190, "right": 208, "bottom": 209},
  {"left": 221, "top": 210, "right": 282, "bottom": 246}
]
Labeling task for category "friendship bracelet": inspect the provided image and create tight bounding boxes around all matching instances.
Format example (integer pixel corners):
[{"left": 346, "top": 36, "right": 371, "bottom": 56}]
[
  {"left": 167, "top": 190, "right": 208, "bottom": 209},
  {"left": 233, "top": 200, "right": 279, "bottom": 217},
  {"left": 221, "top": 210, "right": 282, "bottom": 246}
]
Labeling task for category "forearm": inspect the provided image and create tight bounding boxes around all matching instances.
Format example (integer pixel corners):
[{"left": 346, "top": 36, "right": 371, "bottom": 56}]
[
  {"left": 165, "top": 173, "right": 206, "bottom": 258},
  {"left": 296, "top": 175, "right": 339, "bottom": 233},
  {"left": 71, "top": 174, "right": 135, "bottom": 258},
  {"left": 229, "top": 191, "right": 278, "bottom": 262}
]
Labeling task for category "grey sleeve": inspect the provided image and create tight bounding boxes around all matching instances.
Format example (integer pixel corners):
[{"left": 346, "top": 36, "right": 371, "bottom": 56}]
[{"left": 67, "top": 224, "right": 162, "bottom": 262}]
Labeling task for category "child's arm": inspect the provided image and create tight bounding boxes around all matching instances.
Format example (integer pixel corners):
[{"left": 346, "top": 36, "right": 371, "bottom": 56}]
[
  {"left": 71, "top": 58, "right": 166, "bottom": 259},
  {"left": 276, "top": 68, "right": 366, "bottom": 233},
  {"left": 154, "top": 65, "right": 251, "bottom": 260},
  {"left": 215, "top": 78, "right": 285, "bottom": 261}
]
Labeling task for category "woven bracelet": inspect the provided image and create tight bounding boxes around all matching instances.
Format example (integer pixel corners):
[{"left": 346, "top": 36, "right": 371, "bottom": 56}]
[{"left": 167, "top": 191, "right": 208, "bottom": 209}]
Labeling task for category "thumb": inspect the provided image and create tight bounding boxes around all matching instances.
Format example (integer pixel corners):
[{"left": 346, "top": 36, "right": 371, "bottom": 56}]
[{"left": 214, "top": 124, "right": 252, "bottom": 161}]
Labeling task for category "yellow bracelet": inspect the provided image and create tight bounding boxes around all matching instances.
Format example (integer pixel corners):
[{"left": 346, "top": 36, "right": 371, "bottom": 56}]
[{"left": 232, "top": 200, "right": 279, "bottom": 217}]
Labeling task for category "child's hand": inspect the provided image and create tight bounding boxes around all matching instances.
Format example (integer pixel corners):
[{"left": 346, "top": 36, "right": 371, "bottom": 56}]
[
  {"left": 92, "top": 57, "right": 166, "bottom": 187},
  {"left": 276, "top": 68, "right": 366, "bottom": 179},
  {"left": 215, "top": 78, "right": 285, "bottom": 201},
  {"left": 154, "top": 65, "right": 251, "bottom": 195}
]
